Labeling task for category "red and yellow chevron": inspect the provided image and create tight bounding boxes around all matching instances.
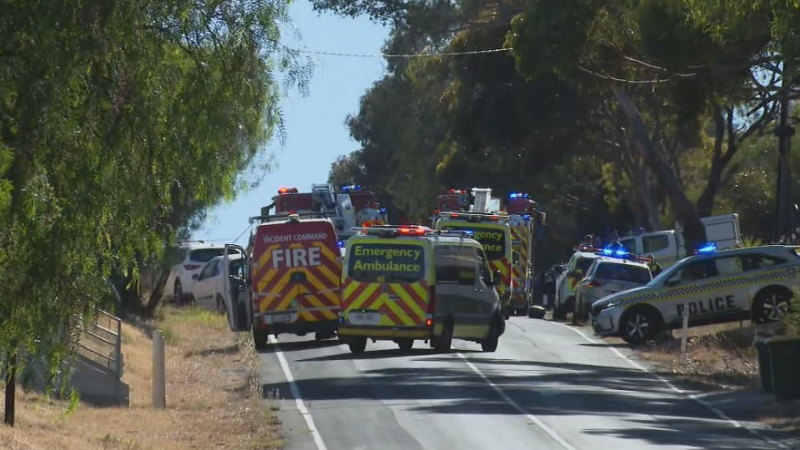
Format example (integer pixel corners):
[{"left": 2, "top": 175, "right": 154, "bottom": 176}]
[
  {"left": 252, "top": 241, "right": 340, "bottom": 322},
  {"left": 341, "top": 278, "right": 429, "bottom": 327},
  {"left": 489, "top": 257, "right": 512, "bottom": 296}
]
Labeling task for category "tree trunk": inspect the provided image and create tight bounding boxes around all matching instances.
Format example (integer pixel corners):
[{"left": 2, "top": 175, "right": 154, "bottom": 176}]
[
  {"left": 143, "top": 269, "right": 170, "bottom": 317},
  {"left": 613, "top": 89, "right": 706, "bottom": 253},
  {"left": 4, "top": 349, "right": 16, "bottom": 427}
]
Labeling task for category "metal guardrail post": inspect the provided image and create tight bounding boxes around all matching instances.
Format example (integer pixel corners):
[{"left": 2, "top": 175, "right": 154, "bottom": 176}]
[{"left": 114, "top": 318, "right": 123, "bottom": 378}]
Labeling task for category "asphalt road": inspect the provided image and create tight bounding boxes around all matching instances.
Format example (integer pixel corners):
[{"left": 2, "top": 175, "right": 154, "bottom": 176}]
[{"left": 257, "top": 317, "right": 786, "bottom": 450}]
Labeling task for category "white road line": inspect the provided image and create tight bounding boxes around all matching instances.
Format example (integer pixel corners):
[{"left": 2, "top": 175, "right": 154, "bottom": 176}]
[
  {"left": 554, "top": 323, "right": 790, "bottom": 450},
  {"left": 269, "top": 335, "right": 328, "bottom": 450},
  {"left": 457, "top": 352, "right": 577, "bottom": 450}
]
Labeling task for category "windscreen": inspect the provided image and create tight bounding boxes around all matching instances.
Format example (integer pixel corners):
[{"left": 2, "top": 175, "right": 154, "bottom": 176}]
[
  {"left": 347, "top": 243, "right": 425, "bottom": 283},
  {"left": 576, "top": 257, "right": 596, "bottom": 273},
  {"left": 439, "top": 224, "right": 507, "bottom": 260},
  {"left": 596, "top": 262, "right": 651, "bottom": 284}
]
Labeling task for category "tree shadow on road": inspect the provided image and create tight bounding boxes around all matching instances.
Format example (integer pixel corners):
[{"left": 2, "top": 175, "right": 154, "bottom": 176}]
[{"left": 261, "top": 355, "right": 791, "bottom": 449}]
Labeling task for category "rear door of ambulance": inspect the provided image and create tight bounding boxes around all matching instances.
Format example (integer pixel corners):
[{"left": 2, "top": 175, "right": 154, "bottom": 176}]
[
  {"left": 342, "top": 239, "right": 430, "bottom": 330},
  {"left": 251, "top": 220, "right": 340, "bottom": 327}
]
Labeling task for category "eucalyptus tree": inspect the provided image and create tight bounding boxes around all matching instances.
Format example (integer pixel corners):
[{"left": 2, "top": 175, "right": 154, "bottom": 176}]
[{"left": 0, "top": 0, "right": 305, "bottom": 424}]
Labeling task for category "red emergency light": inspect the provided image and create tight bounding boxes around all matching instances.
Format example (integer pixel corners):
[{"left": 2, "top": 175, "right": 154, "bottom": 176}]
[
  {"left": 278, "top": 187, "right": 298, "bottom": 194},
  {"left": 450, "top": 213, "right": 460, "bottom": 218},
  {"left": 447, "top": 189, "right": 467, "bottom": 195},
  {"left": 398, "top": 225, "right": 428, "bottom": 236}
]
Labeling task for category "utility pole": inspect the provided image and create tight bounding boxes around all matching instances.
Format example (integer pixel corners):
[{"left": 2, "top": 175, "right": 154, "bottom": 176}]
[{"left": 775, "top": 60, "right": 795, "bottom": 242}]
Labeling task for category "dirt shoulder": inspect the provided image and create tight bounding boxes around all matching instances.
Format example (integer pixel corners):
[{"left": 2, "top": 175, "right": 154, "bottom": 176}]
[
  {"left": 630, "top": 323, "right": 800, "bottom": 434},
  {"left": 0, "top": 306, "right": 282, "bottom": 449}
]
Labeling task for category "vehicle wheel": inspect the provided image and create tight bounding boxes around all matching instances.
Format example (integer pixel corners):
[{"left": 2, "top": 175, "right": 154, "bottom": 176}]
[
  {"left": 620, "top": 307, "right": 659, "bottom": 345},
  {"left": 481, "top": 319, "right": 501, "bottom": 352},
  {"left": 253, "top": 327, "right": 268, "bottom": 351},
  {"left": 174, "top": 281, "right": 184, "bottom": 305},
  {"left": 752, "top": 289, "right": 792, "bottom": 324},
  {"left": 397, "top": 339, "right": 414, "bottom": 352},
  {"left": 347, "top": 337, "right": 367, "bottom": 354},
  {"left": 432, "top": 321, "right": 453, "bottom": 353},
  {"left": 528, "top": 306, "right": 546, "bottom": 319},
  {"left": 217, "top": 294, "right": 227, "bottom": 314}
]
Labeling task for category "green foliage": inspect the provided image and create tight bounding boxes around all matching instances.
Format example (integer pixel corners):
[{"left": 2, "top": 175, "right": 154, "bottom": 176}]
[{"left": 0, "top": 0, "right": 302, "bottom": 398}]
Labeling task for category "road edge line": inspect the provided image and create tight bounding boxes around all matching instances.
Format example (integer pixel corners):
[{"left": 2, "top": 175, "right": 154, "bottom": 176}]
[
  {"left": 457, "top": 352, "right": 577, "bottom": 450},
  {"left": 269, "top": 335, "right": 328, "bottom": 450},
  {"left": 553, "top": 322, "right": 789, "bottom": 450}
]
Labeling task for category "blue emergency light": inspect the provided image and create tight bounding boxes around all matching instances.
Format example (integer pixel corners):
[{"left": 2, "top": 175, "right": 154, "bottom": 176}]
[
  {"left": 380, "top": 208, "right": 387, "bottom": 214},
  {"left": 600, "top": 245, "right": 630, "bottom": 257},
  {"left": 696, "top": 242, "right": 717, "bottom": 254},
  {"left": 509, "top": 192, "right": 530, "bottom": 199},
  {"left": 341, "top": 184, "right": 362, "bottom": 192},
  {"left": 338, "top": 240, "right": 346, "bottom": 248},
  {"left": 522, "top": 214, "right": 531, "bottom": 221}
]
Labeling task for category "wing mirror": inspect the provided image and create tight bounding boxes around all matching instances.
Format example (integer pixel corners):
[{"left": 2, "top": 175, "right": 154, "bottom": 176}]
[
  {"left": 667, "top": 279, "right": 680, "bottom": 287},
  {"left": 192, "top": 273, "right": 199, "bottom": 280}
]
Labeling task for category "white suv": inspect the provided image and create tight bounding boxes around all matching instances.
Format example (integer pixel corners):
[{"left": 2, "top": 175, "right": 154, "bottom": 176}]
[{"left": 164, "top": 242, "right": 238, "bottom": 305}]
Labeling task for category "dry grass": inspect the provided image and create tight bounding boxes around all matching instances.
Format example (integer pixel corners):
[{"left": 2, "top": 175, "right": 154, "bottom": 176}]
[
  {"left": 633, "top": 322, "right": 760, "bottom": 390},
  {"left": 0, "top": 306, "right": 282, "bottom": 449}
]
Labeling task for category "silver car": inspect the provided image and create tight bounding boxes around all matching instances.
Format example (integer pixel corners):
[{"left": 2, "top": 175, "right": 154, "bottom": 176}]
[{"left": 574, "top": 257, "right": 652, "bottom": 321}]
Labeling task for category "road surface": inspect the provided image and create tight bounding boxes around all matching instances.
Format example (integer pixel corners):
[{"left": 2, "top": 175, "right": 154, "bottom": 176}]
[{"left": 257, "top": 317, "right": 787, "bottom": 450}]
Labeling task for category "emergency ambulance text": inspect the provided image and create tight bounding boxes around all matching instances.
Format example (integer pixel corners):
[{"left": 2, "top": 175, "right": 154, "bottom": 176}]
[
  {"left": 348, "top": 244, "right": 425, "bottom": 281},
  {"left": 676, "top": 295, "right": 736, "bottom": 317}
]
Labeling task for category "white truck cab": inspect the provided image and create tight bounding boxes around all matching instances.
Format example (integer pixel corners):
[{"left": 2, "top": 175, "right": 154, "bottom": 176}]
[{"left": 618, "top": 214, "right": 741, "bottom": 267}]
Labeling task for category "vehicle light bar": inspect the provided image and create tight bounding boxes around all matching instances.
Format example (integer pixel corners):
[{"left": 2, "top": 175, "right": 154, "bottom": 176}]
[{"left": 278, "top": 187, "right": 298, "bottom": 194}]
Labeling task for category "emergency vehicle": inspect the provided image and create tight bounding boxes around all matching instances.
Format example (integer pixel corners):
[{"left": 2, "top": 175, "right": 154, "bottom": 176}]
[
  {"left": 338, "top": 225, "right": 505, "bottom": 354},
  {"left": 592, "top": 244, "right": 800, "bottom": 345},
  {"left": 221, "top": 187, "right": 345, "bottom": 349},
  {"left": 263, "top": 184, "right": 388, "bottom": 241},
  {"left": 432, "top": 188, "right": 545, "bottom": 317}
]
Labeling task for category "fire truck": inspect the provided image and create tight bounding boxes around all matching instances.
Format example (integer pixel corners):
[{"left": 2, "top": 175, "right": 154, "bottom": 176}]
[
  {"left": 262, "top": 184, "right": 388, "bottom": 241},
  {"left": 432, "top": 188, "right": 546, "bottom": 317},
  {"left": 219, "top": 184, "right": 388, "bottom": 348}
]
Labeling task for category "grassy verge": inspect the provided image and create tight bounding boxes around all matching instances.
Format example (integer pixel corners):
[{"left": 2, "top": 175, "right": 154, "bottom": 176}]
[
  {"left": 632, "top": 322, "right": 799, "bottom": 433},
  {"left": 0, "top": 306, "right": 282, "bottom": 449}
]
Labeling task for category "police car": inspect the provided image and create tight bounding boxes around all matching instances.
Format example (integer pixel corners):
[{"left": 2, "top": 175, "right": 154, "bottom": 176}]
[{"left": 592, "top": 245, "right": 799, "bottom": 345}]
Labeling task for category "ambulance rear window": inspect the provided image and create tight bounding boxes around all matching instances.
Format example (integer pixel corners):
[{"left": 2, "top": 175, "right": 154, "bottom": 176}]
[{"left": 348, "top": 243, "right": 425, "bottom": 283}]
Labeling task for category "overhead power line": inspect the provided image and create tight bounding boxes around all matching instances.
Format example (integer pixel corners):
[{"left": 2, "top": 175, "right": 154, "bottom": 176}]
[{"left": 286, "top": 46, "right": 513, "bottom": 59}]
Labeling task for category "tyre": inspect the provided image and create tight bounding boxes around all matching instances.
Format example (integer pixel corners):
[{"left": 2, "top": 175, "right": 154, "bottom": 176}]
[
  {"left": 481, "top": 319, "right": 500, "bottom": 352},
  {"left": 253, "top": 327, "right": 268, "bottom": 351},
  {"left": 620, "top": 307, "right": 660, "bottom": 345},
  {"left": 215, "top": 294, "right": 226, "bottom": 314},
  {"left": 174, "top": 281, "right": 184, "bottom": 305},
  {"left": 431, "top": 321, "right": 453, "bottom": 353},
  {"left": 347, "top": 337, "right": 367, "bottom": 354},
  {"left": 553, "top": 301, "right": 568, "bottom": 321},
  {"left": 752, "top": 289, "right": 792, "bottom": 324},
  {"left": 397, "top": 339, "right": 414, "bottom": 352}
]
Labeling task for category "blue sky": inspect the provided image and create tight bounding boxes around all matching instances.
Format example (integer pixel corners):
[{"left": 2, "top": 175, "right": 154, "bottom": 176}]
[{"left": 194, "top": 1, "right": 389, "bottom": 244}]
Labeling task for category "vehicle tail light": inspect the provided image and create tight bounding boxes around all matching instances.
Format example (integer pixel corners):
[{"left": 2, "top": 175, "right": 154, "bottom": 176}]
[
  {"left": 588, "top": 281, "right": 603, "bottom": 288},
  {"left": 184, "top": 264, "right": 201, "bottom": 271}
]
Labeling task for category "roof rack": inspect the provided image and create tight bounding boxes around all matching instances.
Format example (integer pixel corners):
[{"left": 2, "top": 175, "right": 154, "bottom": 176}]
[{"left": 438, "top": 211, "right": 505, "bottom": 223}]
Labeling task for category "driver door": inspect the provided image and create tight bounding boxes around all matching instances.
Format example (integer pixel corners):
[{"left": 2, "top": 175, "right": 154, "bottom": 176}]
[{"left": 224, "top": 244, "right": 251, "bottom": 332}]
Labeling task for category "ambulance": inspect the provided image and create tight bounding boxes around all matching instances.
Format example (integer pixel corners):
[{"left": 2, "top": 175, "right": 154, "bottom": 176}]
[
  {"left": 222, "top": 210, "right": 342, "bottom": 350},
  {"left": 338, "top": 225, "right": 505, "bottom": 354}
]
